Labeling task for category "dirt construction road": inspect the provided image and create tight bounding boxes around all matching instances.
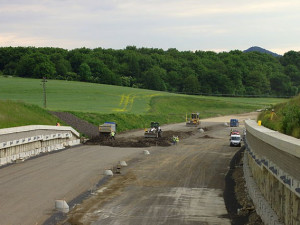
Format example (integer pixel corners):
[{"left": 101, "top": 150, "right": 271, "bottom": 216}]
[
  {"left": 0, "top": 112, "right": 257, "bottom": 225},
  {"left": 64, "top": 112, "right": 258, "bottom": 225}
]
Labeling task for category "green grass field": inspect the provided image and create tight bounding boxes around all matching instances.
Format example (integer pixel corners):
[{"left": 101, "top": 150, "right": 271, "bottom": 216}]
[
  {"left": 0, "top": 76, "right": 287, "bottom": 131},
  {"left": 0, "top": 76, "right": 284, "bottom": 113},
  {"left": 0, "top": 100, "right": 60, "bottom": 129},
  {"left": 0, "top": 76, "right": 166, "bottom": 113},
  {"left": 72, "top": 96, "right": 286, "bottom": 132},
  {"left": 149, "top": 96, "right": 278, "bottom": 117}
]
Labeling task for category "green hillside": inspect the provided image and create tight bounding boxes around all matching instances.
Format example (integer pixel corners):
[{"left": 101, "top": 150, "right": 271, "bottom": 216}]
[
  {"left": 0, "top": 76, "right": 163, "bottom": 114},
  {"left": 72, "top": 95, "right": 286, "bottom": 132},
  {"left": 0, "top": 100, "right": 60, "bottom": 129},
  {"left": 0, "top": 76, "right": 284, "bottom": 113},
  {"left": 258, "top": 94, "right": 300, "bottom": 138},
  {"left": 0, "top": 76, "right": 287, "bottom": 131}
]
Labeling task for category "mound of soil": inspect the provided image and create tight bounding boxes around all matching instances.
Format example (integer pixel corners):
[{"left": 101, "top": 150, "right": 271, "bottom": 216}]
[
  {"left": 85, "top": 136, "right": 171, "bottom": 147},
  {"left": 85, "top": 130, "right": 194, "bottom": 147},
  {"left": 51, "top": 111, "right": 196, "bottom": 148}
]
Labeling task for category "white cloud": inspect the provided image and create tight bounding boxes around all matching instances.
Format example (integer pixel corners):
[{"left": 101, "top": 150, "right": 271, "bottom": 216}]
[
  {"left": 110, "top": 0, "right": 300, "bottom": 17},
  {"left": 0, "top": 0, "right": 300, "bottom": 54},
  {"left": 0, "top": 32, "right": 94, "bottom": 49}
]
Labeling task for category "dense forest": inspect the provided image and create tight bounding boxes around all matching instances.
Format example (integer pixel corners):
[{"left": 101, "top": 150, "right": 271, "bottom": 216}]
[{"left": 0, "top": 46, "right": 300, "bottom": 97}]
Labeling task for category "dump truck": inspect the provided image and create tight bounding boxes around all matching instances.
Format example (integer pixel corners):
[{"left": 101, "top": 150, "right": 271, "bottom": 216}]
[
  {"left": 144, "top": 122, "right": 162, "bottom": 138},
  {"left": 99, "top": 122, "right": 117, "bottom": 137},
  {"left": 186, "top": 112, "right": 200, "bottom": 126}
]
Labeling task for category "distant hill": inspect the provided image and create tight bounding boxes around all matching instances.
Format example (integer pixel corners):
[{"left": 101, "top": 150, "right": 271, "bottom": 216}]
[{"left": 244, "top": 46, "right": 281, "bottom": 57}]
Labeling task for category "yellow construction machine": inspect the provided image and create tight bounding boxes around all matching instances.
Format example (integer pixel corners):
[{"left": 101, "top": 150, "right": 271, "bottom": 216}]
[{"left": 186, "top": 112, "right": 200, "bottom": 127}]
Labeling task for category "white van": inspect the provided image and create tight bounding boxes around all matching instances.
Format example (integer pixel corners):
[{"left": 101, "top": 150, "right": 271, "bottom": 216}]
[{"left": 230, "top": 134, "right": 242, "bottom": 147}]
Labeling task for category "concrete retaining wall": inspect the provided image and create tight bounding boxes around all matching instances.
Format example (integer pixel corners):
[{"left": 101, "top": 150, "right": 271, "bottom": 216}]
[
  {"left": 243, "top": 151, "right": 282, "bottom": 225},
  {"left": 244, "top": 120, "right": 300, "bottom": 225},
  {"left": 0, "top": 125, "right": 80, "bottom": 166}
]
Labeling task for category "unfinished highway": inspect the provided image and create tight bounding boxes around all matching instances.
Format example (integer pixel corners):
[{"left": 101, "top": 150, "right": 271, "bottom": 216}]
[
  {"left": 0, "top": 145, "right": 141, "bottom": 225},
  {"left": 0, "top": 113, "right": 257, "bottom": 225}
]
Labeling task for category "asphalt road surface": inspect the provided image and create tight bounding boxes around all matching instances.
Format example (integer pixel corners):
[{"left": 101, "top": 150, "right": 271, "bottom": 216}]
[
  {"left": 0, "top": 112, "right": 257, "bottom": 225},
  {"left": 0, "top": 145, "right": 142, "bottom": 225}
]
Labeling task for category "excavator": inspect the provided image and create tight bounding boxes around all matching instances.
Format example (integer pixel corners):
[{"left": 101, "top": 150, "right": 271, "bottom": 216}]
[{"left": 186, "top": 112, "right": 200, "bottom": 127}]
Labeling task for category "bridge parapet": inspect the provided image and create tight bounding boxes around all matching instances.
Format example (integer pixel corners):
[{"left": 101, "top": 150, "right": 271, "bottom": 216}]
[
  {"left": 0, "top": 125, "right": 80, "bottom": 166},
  {"left": 244, "top": 120, "right": 300, "bottom": 225}
]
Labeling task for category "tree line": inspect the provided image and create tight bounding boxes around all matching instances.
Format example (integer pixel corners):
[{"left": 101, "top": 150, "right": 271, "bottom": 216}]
[{"left": 0, "top": 46, "right": 299, "bottom": 97}]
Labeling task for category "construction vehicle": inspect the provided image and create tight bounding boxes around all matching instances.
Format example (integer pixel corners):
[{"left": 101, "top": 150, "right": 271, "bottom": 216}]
[
  {"left": 144, "top": 122, "right": 162, "bottom": 138},
  {"left": 186, "top": 112, "right": 200, "bottom": 126},
  {"left": 99, "top": 122, "right": 117, "bottom": 137}
]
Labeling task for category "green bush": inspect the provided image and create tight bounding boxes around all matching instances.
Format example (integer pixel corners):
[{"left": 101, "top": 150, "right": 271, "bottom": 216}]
[
  {"left": 258, "top": 95, "right": 300, "bottom": 138},
  {"left": 281, "top": 104, "right": 300, "bottom": 136}
]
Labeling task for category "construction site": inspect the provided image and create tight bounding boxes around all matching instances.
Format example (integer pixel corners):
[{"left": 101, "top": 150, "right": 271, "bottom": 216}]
[
  {"left": 45, "top": 112, "right": 262, "bottom": 225},
  {"left": 3, "top": 111, "right": 294, "bottom": 225}
]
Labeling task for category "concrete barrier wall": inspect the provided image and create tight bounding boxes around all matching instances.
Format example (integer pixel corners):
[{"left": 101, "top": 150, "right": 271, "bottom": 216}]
[
  {"left": 244, "top": 120, "right": 300, "bottom": 225},
  {"left": 243, "top": 152, "right": 282, "bottom": 225},
  {"left": 0, "top": 125, "right": 80, "bottom": 166}
]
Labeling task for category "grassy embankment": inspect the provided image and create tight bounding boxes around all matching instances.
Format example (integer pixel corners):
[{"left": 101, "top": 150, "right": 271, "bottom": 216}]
[
  {"left": 0, "top": 76, "right": 161, "bottom": 113},
  {"left": 258, "top": 94, "right": 300, "bottom": 138},
  {"left": 0, "top": 100, "right": 60, "bottom": 129},
  {"left": 0, "top": 76, "right": 286, "bottom": 132}
]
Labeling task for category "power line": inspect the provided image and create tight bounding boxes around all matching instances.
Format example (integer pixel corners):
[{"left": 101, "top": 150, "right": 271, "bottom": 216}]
[{"left": 41, "top": 77, "right": 47, "bottom": 108}]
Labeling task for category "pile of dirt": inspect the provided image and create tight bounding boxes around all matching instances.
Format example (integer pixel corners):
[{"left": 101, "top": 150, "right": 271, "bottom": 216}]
[
  {"left": 51, "top": 112, "right": 99, "bottom": 138},
  {"left": 85, "top": 136, "right": 171, "bottom": 147},
  {"left": 85, "top": 130, "right": 194, "bottom": 147},
  {"left": 51, "top": 112, "right": 196, "bottom": 144},
  {"left": 224, "top": 147, "right": 263, "bottom": 225}
]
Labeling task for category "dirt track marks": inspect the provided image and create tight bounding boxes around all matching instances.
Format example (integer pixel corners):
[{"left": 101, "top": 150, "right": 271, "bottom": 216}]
[{"left": 66, "top": 171, "right": 138, "bottom": 225}]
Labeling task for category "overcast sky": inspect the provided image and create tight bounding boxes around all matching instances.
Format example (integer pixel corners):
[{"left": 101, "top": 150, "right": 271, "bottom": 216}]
[{"left": 1, "top": 0, "right": 300, "bottom": 54}]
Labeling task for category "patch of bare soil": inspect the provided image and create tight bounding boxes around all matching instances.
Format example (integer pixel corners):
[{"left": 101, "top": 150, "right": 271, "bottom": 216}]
[
  {"left": 60, "top": 171, "right": 138, "bottom": 225},
  {"left": 85, "top": 130, "right": 194, "bottom": 147},
  {"left": 224, "top": 147, "right": 263, "bottom": 225},
  {"left": 199, "top": 134, "right": 216, "bottom": 139},
  {"left": 51, "top": 112, "right": 99, "bottom": 138}
]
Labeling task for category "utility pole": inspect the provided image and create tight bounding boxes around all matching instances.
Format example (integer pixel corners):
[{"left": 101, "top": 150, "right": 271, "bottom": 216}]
[{"left": 41, "top": 77, "right": 47, "bottom": 108}]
